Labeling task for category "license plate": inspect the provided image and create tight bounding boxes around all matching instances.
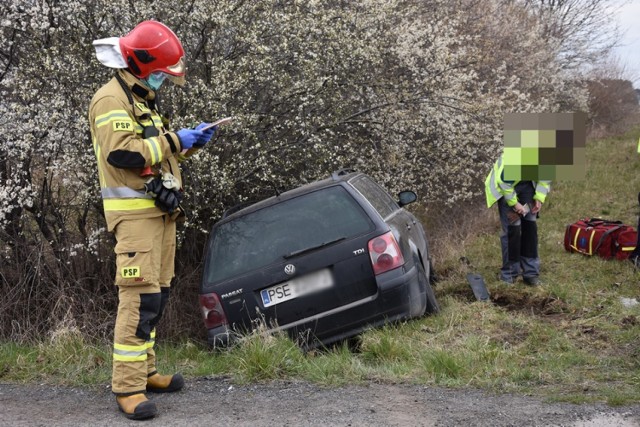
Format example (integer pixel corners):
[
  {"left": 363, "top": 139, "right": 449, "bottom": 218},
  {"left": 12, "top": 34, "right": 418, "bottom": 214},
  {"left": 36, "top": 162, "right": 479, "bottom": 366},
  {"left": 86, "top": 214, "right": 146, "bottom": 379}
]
[{"left": 260, "top": 269, "right": 334, "bottom": 308}]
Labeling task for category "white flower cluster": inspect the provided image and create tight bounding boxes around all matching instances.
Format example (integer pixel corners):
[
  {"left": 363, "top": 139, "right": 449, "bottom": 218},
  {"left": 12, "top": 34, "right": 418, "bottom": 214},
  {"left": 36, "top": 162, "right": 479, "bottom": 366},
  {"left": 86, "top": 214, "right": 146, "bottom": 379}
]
[{"left": 0, "top": 0, "right": 591, "bottom": 276}]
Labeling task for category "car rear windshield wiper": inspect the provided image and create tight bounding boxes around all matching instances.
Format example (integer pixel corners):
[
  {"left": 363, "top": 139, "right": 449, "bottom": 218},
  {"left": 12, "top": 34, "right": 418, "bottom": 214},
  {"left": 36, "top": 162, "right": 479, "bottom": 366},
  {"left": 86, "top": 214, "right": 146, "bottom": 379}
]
[{"left": 283, "top": 237, "right": 347, "bottom": 259}]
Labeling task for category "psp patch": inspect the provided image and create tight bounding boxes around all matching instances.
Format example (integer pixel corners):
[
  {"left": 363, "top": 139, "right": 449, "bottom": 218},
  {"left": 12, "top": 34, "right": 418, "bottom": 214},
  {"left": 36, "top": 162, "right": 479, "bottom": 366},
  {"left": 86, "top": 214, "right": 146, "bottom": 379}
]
[
  {"left": 113, "top": 120, "right": 133, "bottom": 132},
  {"left": 135, "top": 102, "right": 151, "bottom": 114},
  {"left": 122, "top": 266, "right": 141, "bottom": 278}
]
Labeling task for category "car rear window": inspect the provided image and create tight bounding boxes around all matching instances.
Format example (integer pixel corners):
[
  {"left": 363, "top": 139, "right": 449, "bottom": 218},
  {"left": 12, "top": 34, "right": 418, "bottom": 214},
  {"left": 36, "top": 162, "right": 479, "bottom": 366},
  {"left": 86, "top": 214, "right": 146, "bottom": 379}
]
[{"left": 206, "top": 185, "right": 374, "bottom": 283}]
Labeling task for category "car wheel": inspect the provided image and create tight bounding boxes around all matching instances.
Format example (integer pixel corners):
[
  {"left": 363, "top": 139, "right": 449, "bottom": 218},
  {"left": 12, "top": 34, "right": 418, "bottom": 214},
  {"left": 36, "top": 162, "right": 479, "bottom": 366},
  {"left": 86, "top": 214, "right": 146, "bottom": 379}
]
[
  {"left": 344, "top": 335, "right": 362, "bottom": 353},
  {"left": 423, "top": 264, "right": 440, "bottom": 315},
  {"left": 428, "top": 258, "right": 438, "bottom": 284},
  {"left": 330, "top": 335, "right": 362, "bottom": 353},
  {"left": 409, "top": 262, "right": 428, "bottom": 317}
]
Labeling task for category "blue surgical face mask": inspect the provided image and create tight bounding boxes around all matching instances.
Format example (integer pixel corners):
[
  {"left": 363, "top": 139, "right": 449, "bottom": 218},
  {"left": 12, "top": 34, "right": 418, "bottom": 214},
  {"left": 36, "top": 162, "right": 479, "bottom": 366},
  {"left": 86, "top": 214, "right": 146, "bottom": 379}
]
[{"left": 144, "top": 71, "right": 167, "bottom": 90}]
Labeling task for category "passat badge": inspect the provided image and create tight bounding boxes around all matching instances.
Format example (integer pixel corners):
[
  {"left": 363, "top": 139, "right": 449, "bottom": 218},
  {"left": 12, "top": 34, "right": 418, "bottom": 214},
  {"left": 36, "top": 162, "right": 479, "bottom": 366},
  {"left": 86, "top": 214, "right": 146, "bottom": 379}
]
[{"left": 284, "top": 264, "right": 296, "bottom": 275}]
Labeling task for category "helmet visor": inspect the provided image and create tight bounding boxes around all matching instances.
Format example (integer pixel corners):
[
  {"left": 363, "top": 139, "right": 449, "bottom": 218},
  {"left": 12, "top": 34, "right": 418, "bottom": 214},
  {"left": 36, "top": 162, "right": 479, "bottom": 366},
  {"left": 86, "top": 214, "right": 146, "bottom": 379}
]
[
  {"left": 166, "top": 57, "right": 185, "bottom": 76},
  {"left": 167, "top": 74, "right": 186, "bottom": 86}
]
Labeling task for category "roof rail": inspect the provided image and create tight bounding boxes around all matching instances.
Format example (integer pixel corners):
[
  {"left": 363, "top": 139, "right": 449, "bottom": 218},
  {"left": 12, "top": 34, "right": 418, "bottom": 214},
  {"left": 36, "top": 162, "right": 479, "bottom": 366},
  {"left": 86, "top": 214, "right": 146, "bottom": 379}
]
[
  {"left": 221, "top": 201, "right": 254, "bottom": 219},
  {"left": 331, "top": 168, "right": 357, "bottom": 180}
]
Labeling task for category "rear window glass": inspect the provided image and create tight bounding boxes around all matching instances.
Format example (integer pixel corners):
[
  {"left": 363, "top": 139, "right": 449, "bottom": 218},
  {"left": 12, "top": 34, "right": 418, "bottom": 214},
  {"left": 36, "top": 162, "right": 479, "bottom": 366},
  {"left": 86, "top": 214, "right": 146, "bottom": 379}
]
[{"left": 206, "top": 185, "right": 373, "bottom": 283}]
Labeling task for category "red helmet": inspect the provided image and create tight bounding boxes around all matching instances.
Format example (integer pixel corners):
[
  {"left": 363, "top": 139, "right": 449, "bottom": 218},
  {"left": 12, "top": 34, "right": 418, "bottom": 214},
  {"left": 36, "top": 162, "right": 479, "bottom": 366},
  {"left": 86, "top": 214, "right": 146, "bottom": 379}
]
[{"left": 119, "top": 21, "right": 185, "bottom": 83}]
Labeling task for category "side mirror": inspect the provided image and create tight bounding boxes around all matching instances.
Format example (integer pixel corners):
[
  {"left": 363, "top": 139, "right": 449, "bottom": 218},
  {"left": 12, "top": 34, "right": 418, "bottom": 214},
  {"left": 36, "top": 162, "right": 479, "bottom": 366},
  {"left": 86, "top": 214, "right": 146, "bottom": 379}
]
[{"left": 398, "top": 191, "right": 417, "bottom": 207}]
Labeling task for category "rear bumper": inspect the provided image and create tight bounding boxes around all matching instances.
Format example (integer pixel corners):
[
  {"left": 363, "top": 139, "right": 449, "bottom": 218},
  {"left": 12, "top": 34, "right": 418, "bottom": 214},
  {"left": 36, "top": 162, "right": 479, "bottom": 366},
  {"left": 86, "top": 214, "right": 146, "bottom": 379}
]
[
  {"left": 207, "top": 325, "right": 231, "bottom": 349},
  {"left": 207, "top": 264, "right": 420, "bottom": 348},
  {"left": 300, "top": 264, "right": 420, "bottom": 347}
]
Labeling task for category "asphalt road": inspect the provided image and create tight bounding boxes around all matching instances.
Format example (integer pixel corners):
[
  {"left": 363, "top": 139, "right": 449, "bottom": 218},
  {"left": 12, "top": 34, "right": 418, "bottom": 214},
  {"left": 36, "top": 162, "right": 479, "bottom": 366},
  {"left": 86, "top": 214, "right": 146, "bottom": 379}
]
[{"left": 1, "top": 377, "right": 639, "bottom": 426}]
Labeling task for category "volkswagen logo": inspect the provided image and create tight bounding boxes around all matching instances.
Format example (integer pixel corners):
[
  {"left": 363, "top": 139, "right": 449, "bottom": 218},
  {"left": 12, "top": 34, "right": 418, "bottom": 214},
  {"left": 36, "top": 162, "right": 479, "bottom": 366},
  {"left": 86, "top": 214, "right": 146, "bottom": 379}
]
[{"left": 284, "top": 264, "right": 296, "bottom": 276}]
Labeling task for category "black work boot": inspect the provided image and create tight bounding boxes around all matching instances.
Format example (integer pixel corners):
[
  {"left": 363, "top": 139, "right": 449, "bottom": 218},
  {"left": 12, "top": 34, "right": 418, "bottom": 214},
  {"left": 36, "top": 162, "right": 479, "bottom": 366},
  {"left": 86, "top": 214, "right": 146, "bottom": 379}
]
[
  {"left": 146, "top": 372, "right": 185, "bottom": 393},
  {"left": 116, "top": 393, "right": 157, "bottom": 420}
]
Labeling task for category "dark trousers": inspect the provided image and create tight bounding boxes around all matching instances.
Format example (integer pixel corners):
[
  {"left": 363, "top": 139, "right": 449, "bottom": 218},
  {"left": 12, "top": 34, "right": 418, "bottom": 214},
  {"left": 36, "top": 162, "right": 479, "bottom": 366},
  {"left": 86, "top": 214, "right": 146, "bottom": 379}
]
[{"left": 497, "top": 199, "right": 540, "bottom": 282}]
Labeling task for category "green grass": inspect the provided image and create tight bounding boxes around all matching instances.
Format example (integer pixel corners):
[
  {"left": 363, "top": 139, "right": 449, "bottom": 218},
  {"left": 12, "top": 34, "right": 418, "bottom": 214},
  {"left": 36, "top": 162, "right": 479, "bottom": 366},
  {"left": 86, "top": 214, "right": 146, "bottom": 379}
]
[{"left": 2, "top": 128, "right": 640, "bottom": 403}]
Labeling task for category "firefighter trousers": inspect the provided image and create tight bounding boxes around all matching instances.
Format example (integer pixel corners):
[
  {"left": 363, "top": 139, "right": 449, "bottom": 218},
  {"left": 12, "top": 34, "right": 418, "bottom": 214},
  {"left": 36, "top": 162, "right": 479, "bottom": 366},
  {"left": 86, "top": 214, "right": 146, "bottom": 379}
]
[{"left": 111, "top": 215, "right": 176, "bottom": 395}]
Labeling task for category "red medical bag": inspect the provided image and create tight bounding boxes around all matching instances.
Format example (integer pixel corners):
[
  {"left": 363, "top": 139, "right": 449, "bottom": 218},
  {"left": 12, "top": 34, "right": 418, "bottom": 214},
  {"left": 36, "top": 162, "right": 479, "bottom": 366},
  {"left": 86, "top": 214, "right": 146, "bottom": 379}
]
[{"left": 564, "top": 218, "right": 637, "bottom": 260}]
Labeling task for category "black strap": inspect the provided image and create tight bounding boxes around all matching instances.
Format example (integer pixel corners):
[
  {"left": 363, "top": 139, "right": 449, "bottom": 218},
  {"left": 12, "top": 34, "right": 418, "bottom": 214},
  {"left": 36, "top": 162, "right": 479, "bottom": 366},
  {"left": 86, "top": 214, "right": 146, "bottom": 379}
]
[
  {"left": 114, "top": 72, "right": 134, "bottom": 106},
  {"left": 131, "top": 83, "right": 149, "bottom": 99},
  {"left": 115, "top": 72, "right": 160, "bottom": 115},
  {"left": 130, "top": 82, "right": 158, "bottom": 111},
  {"left": 594, "top": 225, "right": 623, "bottom": 253},
  {"left": 585, "top": 218, "right": 623, "bottom": 227},
  {"left": 115, "top": 72, "right": 164, "bottom": 129},
  {"left": 113, "top": 72, "right": 173, "bottom": 176}
]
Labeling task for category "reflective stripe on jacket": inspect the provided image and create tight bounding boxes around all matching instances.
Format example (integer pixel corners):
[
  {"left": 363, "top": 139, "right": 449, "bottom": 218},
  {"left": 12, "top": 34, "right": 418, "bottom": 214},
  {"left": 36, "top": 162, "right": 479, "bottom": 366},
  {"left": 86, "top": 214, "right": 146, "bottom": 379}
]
[
  {"left": 484, "top": 154, "right": 551, "bottom": 208},
  {"left": 88, "top": 70, "right": 194, "bottom": 231}
]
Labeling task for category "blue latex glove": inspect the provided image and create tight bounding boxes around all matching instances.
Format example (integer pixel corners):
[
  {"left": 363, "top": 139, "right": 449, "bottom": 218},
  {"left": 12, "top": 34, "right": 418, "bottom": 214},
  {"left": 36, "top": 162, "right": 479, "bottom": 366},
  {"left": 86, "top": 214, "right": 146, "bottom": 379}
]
[
  {"left": 176, "top": 128, "right": 203, "bottom": 150},
  {"left": 193, "top": 122, "right": 216, "bottom": 148}
]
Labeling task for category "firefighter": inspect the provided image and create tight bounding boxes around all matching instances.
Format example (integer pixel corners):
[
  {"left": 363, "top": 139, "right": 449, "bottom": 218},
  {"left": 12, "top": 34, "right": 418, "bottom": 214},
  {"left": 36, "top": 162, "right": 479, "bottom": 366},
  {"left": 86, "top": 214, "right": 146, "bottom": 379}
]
[
  {"left": 89, "top": 21, "right": 215, "bottom": 420},
  {"left": 485, "top": 153, "right": 551, "bottom": 286}
]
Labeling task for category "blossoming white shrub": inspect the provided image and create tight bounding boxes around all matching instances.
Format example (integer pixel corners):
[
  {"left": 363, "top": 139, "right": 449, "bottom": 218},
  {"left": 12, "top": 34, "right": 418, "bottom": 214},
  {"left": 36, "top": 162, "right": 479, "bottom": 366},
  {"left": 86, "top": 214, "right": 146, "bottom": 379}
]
[{"left": 0, "top": 0, "right": 593, "bottom": 338}]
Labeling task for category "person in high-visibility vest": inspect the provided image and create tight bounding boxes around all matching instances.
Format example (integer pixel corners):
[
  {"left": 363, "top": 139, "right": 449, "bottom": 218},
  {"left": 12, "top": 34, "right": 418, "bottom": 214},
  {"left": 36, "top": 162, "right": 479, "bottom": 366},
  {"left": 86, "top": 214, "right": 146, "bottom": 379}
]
[
  {"left": 485, "top": 153, "right": 551, "bottom": 285},
  {"left": 89, "top": 21, "right": 216, "bottom": 420}
]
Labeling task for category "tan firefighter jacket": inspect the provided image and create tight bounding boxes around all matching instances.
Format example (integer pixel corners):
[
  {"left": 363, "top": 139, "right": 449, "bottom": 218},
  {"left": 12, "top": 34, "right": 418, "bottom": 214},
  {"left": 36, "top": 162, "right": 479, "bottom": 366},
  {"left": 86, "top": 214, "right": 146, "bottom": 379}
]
[{"left": 89, "top": 70, "right": 196, "bottom": 231}]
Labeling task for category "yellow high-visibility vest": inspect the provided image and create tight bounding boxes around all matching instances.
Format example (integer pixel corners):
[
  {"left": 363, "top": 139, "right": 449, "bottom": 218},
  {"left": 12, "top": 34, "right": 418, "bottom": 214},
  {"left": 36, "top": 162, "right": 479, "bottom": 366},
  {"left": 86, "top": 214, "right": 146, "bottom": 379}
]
[{"left": 484, "top": 154, "right": 551, "bottom": 208}]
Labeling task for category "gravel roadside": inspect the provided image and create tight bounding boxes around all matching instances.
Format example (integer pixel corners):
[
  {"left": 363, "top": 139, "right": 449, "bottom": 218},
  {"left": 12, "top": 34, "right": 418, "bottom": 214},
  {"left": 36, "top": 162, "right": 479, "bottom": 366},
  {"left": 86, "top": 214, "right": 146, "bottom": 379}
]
[{"left": 1, "top": 378, "right": 639, "bottom": 426}]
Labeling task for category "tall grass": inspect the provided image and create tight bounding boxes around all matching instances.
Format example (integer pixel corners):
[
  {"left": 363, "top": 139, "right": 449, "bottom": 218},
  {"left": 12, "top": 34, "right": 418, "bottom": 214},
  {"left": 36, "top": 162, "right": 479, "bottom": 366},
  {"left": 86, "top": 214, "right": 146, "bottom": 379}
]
[{"left": 2, "top": 128, "right": 640, "bottom": 404}]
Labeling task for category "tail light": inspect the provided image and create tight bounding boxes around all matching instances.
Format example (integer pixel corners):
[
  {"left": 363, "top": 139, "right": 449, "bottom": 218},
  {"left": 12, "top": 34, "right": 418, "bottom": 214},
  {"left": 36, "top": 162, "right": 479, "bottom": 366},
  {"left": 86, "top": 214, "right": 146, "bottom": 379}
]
[
  {"left": 199, "top": 292, "right": 228, "bottom": 329},
  {"left": 368, "top": 231, "right": 404, "bottom": 275}
]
